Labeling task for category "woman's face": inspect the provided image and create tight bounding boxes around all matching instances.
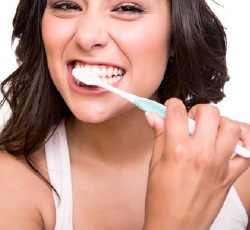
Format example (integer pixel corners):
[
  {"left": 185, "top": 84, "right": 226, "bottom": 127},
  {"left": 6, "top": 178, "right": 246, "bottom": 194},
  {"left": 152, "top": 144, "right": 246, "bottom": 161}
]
[{"left": 42, "top": 0, "right": 172, "bottom": 122}]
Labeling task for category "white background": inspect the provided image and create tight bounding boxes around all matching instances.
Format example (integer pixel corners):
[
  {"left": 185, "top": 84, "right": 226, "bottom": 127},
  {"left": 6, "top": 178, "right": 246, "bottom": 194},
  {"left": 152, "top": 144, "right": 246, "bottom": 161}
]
[{"left": 0, "top": 1, "right": 249, "bottom": 123}]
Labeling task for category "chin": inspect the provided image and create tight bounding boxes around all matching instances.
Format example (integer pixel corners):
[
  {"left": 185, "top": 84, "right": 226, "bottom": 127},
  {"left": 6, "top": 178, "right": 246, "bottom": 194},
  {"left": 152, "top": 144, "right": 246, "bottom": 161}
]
[{"left": 71, "top": 109, "right": 114, "bottom": 124}]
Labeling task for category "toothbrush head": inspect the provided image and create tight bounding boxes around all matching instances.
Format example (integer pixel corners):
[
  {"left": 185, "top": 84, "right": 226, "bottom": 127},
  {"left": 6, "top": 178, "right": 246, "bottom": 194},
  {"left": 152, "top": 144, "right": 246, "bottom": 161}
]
[{"left": 72, "top": 68, "right": 101, "bottom": 86}]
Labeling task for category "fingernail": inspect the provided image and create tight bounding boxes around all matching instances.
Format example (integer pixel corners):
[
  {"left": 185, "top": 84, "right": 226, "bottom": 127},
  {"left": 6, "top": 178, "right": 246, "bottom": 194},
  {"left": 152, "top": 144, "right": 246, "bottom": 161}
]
[{"left": 145, "top": 112, "right": 154, "bottom": 127}]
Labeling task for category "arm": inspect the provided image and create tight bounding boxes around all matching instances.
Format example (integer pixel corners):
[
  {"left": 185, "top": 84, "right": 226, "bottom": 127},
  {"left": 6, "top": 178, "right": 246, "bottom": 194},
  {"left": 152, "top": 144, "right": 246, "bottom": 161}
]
[
  {"left": 0, "top": 152, "right": 45, "bottom": 229},
  {"left": 143, "top": 98, "right": 250, "bottom": 230},
  {"left": 0, "top": 203, "right": 44, "bottom": 230}
]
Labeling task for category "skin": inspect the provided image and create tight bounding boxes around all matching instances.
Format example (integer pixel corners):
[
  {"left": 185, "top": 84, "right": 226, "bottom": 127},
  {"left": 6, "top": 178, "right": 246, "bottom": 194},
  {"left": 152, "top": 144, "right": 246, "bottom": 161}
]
[
  {"left": 0, "top": 0, "right": 250, "bottom": 229},
  {"left": 144, "top": 104, "right": 250, "bottom": 230},
  {"left": 42, "top": 0, "right": 171, "bottom": 123}
]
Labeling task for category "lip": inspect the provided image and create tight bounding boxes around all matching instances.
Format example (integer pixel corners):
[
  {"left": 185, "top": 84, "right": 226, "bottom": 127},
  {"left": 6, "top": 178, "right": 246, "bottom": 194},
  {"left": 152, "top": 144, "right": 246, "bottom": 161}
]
[
  {"left": 71, "top": 59, "right": 126, "bottom": 71},
  {"left": 67, "top": 62, "right": 125, "bottom": 95}
]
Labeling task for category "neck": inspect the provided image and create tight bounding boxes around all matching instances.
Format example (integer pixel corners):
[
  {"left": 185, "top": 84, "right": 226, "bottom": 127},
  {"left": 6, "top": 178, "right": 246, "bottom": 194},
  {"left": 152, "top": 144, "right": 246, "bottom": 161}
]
[{"left": 66, "top": 109, "right": 154, "bottom": 166}]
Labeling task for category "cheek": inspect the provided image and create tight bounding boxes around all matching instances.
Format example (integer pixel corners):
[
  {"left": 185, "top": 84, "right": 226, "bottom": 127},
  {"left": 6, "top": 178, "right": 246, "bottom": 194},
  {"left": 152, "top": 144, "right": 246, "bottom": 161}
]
[
  {"left": 111, "top": 16, "right": 170, "bottom": 71},
  {"left": 41, "top": 15, "right": 74, "bottom": 92},
  {"left": 41, "top": 14, "right": 74, "bottom": 62},
  {"left": 110, "top": 19, "right": 171, "bottom": 94},
  {"left": 131, "top": 27, "right": 169, "bottom": 70}
]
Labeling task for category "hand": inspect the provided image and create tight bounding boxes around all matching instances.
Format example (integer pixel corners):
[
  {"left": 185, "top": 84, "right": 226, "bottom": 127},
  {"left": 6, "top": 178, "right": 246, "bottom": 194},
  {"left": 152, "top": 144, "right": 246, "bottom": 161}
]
[{"left": 143, "top": 98, "right": 250, "bottom": 230}]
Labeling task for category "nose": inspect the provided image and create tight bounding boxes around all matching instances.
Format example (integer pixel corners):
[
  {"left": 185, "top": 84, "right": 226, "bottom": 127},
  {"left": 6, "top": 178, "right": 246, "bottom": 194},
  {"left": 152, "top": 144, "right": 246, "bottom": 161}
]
[{"left": 73, "top": 13, "right": 109, "bottom": 51}]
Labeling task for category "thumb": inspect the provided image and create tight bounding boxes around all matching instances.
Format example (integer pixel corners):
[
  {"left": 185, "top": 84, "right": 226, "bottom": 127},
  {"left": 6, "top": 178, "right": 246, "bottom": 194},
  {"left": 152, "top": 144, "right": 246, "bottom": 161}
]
[{"left": 145, "top": 112, "right": 166, "bottom": 170}]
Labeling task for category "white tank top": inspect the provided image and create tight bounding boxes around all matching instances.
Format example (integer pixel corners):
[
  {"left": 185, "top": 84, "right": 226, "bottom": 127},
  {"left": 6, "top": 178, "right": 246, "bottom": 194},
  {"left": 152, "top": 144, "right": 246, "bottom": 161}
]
[{"left": 45, "top": 121, "right": 248, "bottom": 230}]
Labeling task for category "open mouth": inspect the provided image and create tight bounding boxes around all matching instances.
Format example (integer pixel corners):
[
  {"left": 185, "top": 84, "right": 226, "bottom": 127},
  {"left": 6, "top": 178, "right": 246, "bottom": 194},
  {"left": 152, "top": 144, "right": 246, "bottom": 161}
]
[{"left": 73, "top": 61, "right": 125, "bottom": 87}]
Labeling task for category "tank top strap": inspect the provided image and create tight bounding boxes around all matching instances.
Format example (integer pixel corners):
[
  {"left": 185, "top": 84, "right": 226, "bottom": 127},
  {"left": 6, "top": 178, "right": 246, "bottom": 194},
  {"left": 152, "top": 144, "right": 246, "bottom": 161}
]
[{"left": 45, "top": 120, "right": 73, "bottom": 230}]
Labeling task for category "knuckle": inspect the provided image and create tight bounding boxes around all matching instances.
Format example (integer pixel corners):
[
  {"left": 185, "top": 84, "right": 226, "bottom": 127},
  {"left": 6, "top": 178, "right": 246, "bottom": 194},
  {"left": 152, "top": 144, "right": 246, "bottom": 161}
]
[
  {"left": 165, "top": 98, "right": 185, "bottom": 108},
  {"left": 242, "top": 125, "right": 250, "bottom": 136},
  {"left": 245, "top": 129, "right": 250, "bottom": 140},
  {"left": 166, "top": 142, "right": 218, "bottom": 173},
  {"left": 193, "top": 146, "right": 214, "bottom": 166},
  {"left": 208, "top": 105, "right": 220, "bottom": 116},
  {"left": 200, "top": 104, "right": 220, "bottom": 117},
  {"left": 197, "top": 153, "right": 214, "bottom": 167},
  {"left": 167, "top": 143, "right": 191, "bottom": 160},
  {"left": 154, "top": 128, "right": 164, "bottom": 139},
  {"left": 165, "top": 99, "right": 187, "bottom": 118},
  {"left": 189, "top": 142, "right": 216, "bottom": 169},
  {"left": 221, "top": 117, "right": 240, "bottom": 135},
  {"left": 170, "top": 107, "right": 187, "bottom": 119},
  {"left": 173, "top": 143, "right": 188, "bottom": 155},
  {"left": 169, "top": 143, "right": 214, "bottom": 165},
  {"left": 190, "top": 104, "right": 220, "bottom": 120}
]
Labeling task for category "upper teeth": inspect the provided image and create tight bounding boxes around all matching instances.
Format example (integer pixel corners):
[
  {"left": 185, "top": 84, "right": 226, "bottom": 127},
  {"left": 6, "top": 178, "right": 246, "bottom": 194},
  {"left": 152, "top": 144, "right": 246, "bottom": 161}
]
[{"left": 74, "top": 62, "right": 124, "bottom": 78}]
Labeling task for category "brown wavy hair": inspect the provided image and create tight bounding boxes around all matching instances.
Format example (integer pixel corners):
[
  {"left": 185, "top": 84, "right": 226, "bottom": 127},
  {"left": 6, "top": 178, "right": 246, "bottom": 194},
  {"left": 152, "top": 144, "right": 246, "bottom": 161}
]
[{"left": 0, "top": 0, "right": 228, "bottom": 160}]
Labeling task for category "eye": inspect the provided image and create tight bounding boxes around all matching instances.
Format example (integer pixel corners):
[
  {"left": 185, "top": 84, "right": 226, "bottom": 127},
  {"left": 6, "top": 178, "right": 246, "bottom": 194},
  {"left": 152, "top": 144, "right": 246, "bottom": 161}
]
[
  {"left": 112, "top": 3, "right": 144, "bottom": 14},
  {"left": 50, "top": 1, "right": 81, "bottom": 12}
]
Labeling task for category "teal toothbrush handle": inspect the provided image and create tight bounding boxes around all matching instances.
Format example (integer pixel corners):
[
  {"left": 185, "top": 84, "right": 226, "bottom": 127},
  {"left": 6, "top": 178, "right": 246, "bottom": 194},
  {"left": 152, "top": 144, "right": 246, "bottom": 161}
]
[
  {"left": 133, "top": 96, "right": 167, "bottom": 118},
  {"left": 134, "top": 96, "right": 196, "bottom": 135},
  {"left": 133, "top": 96, "right": 250, "bottom": 158},
  {"left": 133, "top": 97, "right": 167, "bottom": 118}
]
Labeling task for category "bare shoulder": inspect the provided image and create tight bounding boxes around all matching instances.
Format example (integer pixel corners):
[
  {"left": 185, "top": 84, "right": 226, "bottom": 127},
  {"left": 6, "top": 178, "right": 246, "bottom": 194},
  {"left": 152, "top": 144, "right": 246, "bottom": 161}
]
[{"left": 0, "top": 150, "right": 55, "bottom": 229}]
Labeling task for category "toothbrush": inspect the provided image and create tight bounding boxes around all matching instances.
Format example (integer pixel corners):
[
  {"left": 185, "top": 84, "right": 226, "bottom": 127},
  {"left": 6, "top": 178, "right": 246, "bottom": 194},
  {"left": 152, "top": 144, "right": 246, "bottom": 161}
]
[{"left": 72, "top": 67, "right": 250, "bottom": 159}]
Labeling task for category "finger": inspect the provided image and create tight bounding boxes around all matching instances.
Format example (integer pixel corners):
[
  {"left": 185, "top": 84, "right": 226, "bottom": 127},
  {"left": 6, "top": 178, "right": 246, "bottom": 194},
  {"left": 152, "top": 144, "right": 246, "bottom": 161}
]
[
  {"left": 228, "top": 127, "right": 250, "bottom": 183},
  {"left": 164, "top": 98, "right": 189, "bottom": 144},
  {"left": 240, "top": 125, "right": 250, "bottom": 146},
  {"left": 216, "top": 117, "right": 241, "bottom": 163},
  {"left": 188, "top": 104, "right": 220, "bottom": 147},
  {"left": 228, "top": 156, "right": 250, "bottom": 184},
  {"left": 145, "top": 112, "right": 165, "bottom": 170}
]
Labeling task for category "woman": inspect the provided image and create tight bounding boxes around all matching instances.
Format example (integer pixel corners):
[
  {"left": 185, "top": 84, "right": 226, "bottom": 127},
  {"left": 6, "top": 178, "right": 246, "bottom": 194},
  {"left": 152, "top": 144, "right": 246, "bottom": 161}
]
[{"left": 0, "top": 0, "right": 250, "bottom": 229}]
